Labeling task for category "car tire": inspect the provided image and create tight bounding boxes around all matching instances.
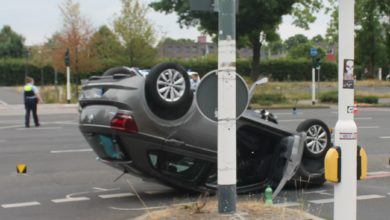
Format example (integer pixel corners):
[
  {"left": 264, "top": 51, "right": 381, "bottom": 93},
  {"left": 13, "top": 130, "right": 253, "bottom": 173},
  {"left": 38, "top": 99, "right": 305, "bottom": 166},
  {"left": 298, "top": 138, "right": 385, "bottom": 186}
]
[
  {"left": 296, "top": 119, "right": 331, "bottom": 158},
  {"left": 102, "top": 67, "right": 134, "bottom": 76},
  {"left": 145, "top": 62, "right": 193, "bottom": 120}
]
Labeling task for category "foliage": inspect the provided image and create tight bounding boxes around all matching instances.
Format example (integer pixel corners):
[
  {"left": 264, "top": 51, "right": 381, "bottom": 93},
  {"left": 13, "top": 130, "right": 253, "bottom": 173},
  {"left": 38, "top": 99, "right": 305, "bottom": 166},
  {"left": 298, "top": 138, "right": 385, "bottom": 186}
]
[
  {"left": 150, "top": 0, "right": 324, "bottom": 80},
  {"left": 0, "top": 58, "right": 58, "bottom": 86},
  {"left": 284, "top": 34, "right": 309, "bottom": 50},
  {"left": 0, "top": 25, "right": 26, "bottom": 58},
  {"left": 88, "top": 25, "right": 124, "bottom": 69},
  {"left": 287, "top": 42, "right": 326, "bottom": 59},
  {"left": 251, "top": 93, "right": 287, "bottom": 106},
  {"left": 113, "top": 0, "right": 157, "bottom": 67},
  {"left": 319, "top": 90, "right": 379, "bottom": 104}
]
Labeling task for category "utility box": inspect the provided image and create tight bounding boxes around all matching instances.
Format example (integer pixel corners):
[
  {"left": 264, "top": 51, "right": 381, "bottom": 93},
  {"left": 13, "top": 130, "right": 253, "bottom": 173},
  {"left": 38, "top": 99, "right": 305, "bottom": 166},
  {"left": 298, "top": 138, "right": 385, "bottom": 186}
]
[
  {"left": 189, "top": 0, "right": 239, "bottom": 12},
  {"left": 325, "top": 146, "right": 341, "bottom": 183},
  {"left": 189, "top": 0, "right": 215, "bottom": 12}
]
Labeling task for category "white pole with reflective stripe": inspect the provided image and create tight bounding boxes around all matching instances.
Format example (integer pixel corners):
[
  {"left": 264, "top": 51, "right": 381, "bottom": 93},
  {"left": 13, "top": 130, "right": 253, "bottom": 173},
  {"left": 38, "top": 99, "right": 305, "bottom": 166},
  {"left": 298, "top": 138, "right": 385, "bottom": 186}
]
[
  {"left": 217, "top": 0, "right": 236, "bottom": 214},
  {"left": 66, "top": 66, "right": 71, "bottom": 104},
  {"left": 334, "top": 0, "right": 357, "bottom": 219}
]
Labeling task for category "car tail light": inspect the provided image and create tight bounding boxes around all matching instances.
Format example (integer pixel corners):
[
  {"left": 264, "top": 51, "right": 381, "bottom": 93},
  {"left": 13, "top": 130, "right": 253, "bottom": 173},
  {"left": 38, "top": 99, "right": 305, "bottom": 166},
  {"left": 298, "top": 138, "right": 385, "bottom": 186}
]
[{"left": 110, "top": 114, "right": 138, "bottom": 133}]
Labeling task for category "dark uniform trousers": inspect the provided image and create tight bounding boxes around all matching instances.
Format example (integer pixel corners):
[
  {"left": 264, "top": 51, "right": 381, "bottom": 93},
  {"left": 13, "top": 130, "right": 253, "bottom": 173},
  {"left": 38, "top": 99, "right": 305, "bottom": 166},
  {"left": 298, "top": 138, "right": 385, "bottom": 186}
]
[{"left": 25, "top": 98, "right": 39, "bottom": 127}]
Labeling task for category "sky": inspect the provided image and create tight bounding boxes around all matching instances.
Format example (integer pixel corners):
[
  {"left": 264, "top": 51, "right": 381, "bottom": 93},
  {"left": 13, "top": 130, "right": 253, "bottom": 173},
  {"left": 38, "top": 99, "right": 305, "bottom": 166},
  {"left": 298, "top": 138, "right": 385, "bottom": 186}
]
[{"left": 0, "top": 0, "right": 331, "bottom": 46}]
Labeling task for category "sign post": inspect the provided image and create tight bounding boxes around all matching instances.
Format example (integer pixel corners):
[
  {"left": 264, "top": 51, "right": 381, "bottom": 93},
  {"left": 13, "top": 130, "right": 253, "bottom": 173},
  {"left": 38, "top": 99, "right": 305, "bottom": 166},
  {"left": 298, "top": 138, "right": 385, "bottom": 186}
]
[
  {"left": 334, "top": 0, "right": 357, "bottom": 219},
  {"left": 190, "top": 0, "right": 238, "bottom": 214},
  {"left": 217, "top": 0, "right": 237, "bottom": 214},
  {"left": 64, "top": 49, "right": 71, "bottom": 104},
  {"left": 310, "top": 48, "right": 318, "bottom": 105}
]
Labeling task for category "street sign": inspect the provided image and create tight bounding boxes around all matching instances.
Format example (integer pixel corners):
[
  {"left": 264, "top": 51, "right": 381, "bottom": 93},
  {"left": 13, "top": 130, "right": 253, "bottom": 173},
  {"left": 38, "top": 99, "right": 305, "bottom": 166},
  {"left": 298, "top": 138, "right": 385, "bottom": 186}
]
[
  {"left": 196, "top": 70, "right": 248, "bottom": 122},
  {"left": 189, "top": 0, "right": 239, "bottom": 13},
  {"left": 310, "top": 47, "right": 318, "bottom": 57},
  {"left": 189, "top": 0, "right": 215, "bottom": 11}
]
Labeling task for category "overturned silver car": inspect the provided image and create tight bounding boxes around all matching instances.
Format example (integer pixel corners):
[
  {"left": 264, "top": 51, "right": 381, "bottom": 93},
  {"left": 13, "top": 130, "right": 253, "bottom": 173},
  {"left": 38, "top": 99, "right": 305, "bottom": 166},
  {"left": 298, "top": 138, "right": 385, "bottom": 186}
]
[{"left": 78, "top": 62, "right": 331, "bottom": 193}]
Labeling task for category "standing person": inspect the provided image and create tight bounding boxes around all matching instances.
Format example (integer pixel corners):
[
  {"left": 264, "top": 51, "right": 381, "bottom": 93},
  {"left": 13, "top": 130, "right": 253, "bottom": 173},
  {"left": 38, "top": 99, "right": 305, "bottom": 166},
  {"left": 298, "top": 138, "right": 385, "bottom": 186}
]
[
  {"left": 24, "top": 76, "right": 43, "bottom": 127},
  {"left": 190, "top": 72, "right": 200, "bottom": 92}
]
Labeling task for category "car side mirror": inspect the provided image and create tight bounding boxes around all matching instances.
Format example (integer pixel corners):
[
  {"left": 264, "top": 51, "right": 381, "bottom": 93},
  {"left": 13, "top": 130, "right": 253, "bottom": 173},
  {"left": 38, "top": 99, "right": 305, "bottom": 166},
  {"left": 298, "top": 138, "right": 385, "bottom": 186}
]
[{"left": 248, "top": 77, "right": 268, "bottom": 102}]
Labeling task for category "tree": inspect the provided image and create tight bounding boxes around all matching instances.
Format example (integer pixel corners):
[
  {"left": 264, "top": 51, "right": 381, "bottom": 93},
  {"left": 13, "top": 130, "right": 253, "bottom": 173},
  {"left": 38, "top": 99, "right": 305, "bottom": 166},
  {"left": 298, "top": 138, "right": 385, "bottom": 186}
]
[
  {"left": 326, "top": 0, "right": 389, "bottom": 78},
  {"left": 88, "top": 25, "right": 124, "bottom": 68},
  {"left": 284, "top": 34, "right": 309, "bottom": 50},
  {"left": 287, "top": 42, "right": 325, "bottom": 59},
  {"left": 0, "top": 25, "right": 25, "bottom": 58},
  {"left": 51, "top": 0, "right": 95, "bottom": 76},
  {"left": 30, "top": 44, "right": 52, "bottom": 85},
  {"left": 150, "top": 0, "right": 323, "bottom": 80},
  {"left": 355, "top": 0, "right": 387, "bottom": 78},
  {"left": 113, "top": 0, "right": 157, "bottom": 67}
]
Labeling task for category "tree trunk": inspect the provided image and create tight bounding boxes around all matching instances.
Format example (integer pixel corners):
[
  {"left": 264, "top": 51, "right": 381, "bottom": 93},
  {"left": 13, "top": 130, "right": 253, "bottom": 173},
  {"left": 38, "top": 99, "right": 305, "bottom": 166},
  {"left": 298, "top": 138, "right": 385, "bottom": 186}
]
[{"left": 250, "top": 37, "right": 262, "bottom": 81}]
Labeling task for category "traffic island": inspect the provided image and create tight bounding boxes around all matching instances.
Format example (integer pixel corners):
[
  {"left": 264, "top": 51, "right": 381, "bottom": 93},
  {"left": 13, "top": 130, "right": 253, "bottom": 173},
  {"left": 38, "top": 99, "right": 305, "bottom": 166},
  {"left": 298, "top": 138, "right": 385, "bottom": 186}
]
[{"left": 134, "top": 199, "right": 323, "bottom": 220}]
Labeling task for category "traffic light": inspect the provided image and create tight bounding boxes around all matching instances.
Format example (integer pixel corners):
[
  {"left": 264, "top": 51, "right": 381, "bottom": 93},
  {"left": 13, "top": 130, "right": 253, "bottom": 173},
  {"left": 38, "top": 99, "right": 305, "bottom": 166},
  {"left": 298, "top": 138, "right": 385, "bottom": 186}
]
[
  {"left": 315, "top": 57, "right": 321, "bottom": 69},
  {"left": 64, "top": 48, "right": 70, "bottom": 66}
]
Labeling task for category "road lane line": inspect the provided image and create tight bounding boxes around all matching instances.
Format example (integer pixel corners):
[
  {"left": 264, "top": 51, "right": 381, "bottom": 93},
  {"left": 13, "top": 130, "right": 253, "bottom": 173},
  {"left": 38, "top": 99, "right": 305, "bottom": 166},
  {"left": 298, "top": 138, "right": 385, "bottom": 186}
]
[
  {"left": 16, "top": 126, "right": 62, "bottom": 131},
  {"left": 355, "top": 117, "right": 373, "bottom": 120},
  {"left": 366, "top": 171, "right": 390, "bottom": 179},
  {"left": 278, "top": 119, "right": 304, "bottom": 122},
  {"left": 51, "top": 149, "right": 93, "bottom": 154},
  {"left": 52, "top": 197, "right": 90, "bottom": 203},
  {"left": 0, "top": 100, "right": 8, "bottom": 106},
  {"left": 93, "top": 187, "right": 120, "bottom": 192},
  {"left": 309, "top": 195, "right": 385, "bottom": 204},
  {"left": 0, "top": 125, "right": 24, "bottom": 130},
  {"left": 357, "top": 195, "right": 385, "bottom": 200},
  {"left": 358, "top": 126, "right": 379, "bottom": 129},
  {"left": 380, "top": 136, "right": 390, "bottom": 139},
  {"left": 309, "top": 198, "right": 334, "bottom": 204},
  {"left": 99, "top": 192, "right": 135, "bottom": 199},
  {"left": 2, "top": 201, "right": 40, "bottom": 208}
]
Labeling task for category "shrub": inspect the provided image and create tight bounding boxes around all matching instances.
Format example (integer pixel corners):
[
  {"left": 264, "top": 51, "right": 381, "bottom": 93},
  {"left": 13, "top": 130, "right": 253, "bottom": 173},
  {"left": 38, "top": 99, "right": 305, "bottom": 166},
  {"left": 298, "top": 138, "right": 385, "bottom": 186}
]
[
  {"left": 251, "top": 93, "right": 287, "bottom": 105},
  {"left": 320, "top": 90, "right": 379, "bottom": 104}
]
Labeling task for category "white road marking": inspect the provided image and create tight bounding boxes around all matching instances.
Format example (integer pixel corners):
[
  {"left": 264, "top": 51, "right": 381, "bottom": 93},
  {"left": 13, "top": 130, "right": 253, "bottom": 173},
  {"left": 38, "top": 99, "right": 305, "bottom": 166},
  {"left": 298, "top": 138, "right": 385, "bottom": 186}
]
[
  {"left": 0, "top": 125, "right": 24, "bottom": 130},
  {"left": 109, "top": 205, "right": 168, "bottom": 211},
  {"left": 309, "top": 198, "right": 334, "bottom": 204},
  {"left": 0, "top": 120, "right": 23, "bottom": 124},
  {"left": 51, "top": 149, "right": 93, "bottom": 154},
  {"left": 99, "top": 192, "right": 135, "bottom": 199},
  {"left": 109, "top": 202, "right": 196, "bottom": 211},
  {"left": 368, "top": 171, "right": 390, "bottom": 175},
  {"left": 302, "top": 190, "right": 332, "bottom": 196},
  {"left": 273, "top": 112, "right": 302, "bottom": 115},
  {"left": 93, "top": 187, "right": 120, "bottom": 192},
  {"left": 0, "top": 100, "right": 8, "bottom": 106},
  {"left": 380, "top": 136, "right": 390, "bottom": 139},
  {"left": 357, "top": 195, "right": 386, "bottom": 200},
  {"left": 52, "top": 197, "right": 90, "bottom": 203},
  {"left": 278, "top": 119, "right": 304, "bottom": 122},
  {"left": 309, "top": 194, "right": 385, "bottom": 204},
  {"left": 355, "top": 117, "right": 373, "bottom": 120},
  {"left": 358, "top": 126, "right": 379, "bottom": 129},
  {"left": 2, "top": 201, "right": 40, "bottom": 208},
  {"left": 16, "top": 126, "right": 62, "bottom": 131}
]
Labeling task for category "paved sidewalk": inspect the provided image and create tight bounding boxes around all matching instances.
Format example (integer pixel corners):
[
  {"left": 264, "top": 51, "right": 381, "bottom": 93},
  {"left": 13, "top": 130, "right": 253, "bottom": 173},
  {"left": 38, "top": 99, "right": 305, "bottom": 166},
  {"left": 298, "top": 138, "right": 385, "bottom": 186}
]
[{"left": 0, "top": 104, "right": 78, "bottom": 116}]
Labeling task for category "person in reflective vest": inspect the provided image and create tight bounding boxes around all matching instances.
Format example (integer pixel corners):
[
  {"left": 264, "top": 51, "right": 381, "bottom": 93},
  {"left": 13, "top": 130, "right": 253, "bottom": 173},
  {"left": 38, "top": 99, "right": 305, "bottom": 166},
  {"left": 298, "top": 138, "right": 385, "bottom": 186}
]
[{"left": 24, "top": 76, "right": 43, "bottom": 127}]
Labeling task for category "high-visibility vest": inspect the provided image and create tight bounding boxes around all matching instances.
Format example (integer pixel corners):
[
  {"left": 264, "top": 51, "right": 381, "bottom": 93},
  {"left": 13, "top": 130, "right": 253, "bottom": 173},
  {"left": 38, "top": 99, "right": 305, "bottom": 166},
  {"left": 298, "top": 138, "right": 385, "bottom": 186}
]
[{"left": 24, "top": 84, "right": 36, "bottom": 99}]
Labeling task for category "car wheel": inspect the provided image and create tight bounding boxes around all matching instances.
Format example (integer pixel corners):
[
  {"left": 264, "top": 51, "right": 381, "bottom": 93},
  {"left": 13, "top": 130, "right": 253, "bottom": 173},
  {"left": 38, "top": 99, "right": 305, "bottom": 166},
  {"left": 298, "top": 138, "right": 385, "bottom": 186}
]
[
  {"left": 145, "top": 62, "right": 193, "bottom": 120},
  {"left": 102, "top": 67, "right": 134, "bottom": 76},
  {"left": 296, "top": 119, "right": 331, "bottom": 158}
]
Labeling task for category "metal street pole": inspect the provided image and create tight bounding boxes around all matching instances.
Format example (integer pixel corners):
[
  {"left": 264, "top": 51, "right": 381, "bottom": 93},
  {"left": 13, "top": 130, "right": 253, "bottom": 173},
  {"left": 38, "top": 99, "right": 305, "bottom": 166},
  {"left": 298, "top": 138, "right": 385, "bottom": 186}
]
[
  {"left": 217, "top": 0, "right": 237, "bottom": 214},
  {"left": 312, "top": 67, "right": 316, "bottom": 105},
  {"left": 75, "top": 47, "right": 79, "bottom": 99},
  {"left": 334, "top": 0, "right": 357, "bottom": 219},
  {"left": 66, "top": 66, "right": 71, "bottom": 104}
]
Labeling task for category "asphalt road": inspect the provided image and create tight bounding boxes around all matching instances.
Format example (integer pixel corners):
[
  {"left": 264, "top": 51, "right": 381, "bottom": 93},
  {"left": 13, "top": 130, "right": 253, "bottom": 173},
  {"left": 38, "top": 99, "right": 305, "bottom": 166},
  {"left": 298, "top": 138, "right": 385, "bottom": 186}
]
[{"left": 1, "top": 104, "right": 390, "bottom": 219}]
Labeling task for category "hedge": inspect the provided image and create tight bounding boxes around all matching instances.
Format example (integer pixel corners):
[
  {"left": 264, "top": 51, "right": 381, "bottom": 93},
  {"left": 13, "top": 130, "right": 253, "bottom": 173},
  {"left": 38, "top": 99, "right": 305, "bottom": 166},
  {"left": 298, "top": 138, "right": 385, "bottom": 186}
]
[
  {"left": 0, "top": 58, "right": 338, "bottom": 86},
  {"left": 319, "top": 90, "right": 379, "bottom": 104}
]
